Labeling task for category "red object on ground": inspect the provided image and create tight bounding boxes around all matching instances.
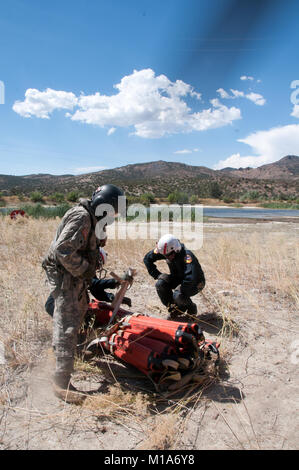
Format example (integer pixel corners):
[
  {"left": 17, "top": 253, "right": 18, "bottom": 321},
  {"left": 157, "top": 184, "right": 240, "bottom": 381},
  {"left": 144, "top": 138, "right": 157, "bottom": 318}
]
[
  {"left": 10, "top": 209, "right": 25, "bottom": 220},
  {"left": 87, "top": 299, "right": 220, "bottom": 384},
  {"left": 106, "top": 333, "right": 165, "bottom": 372},
  {"left": 119, "top": 329, "right": 176, "bottom": 357},
  {"left": 88, "top": 300, "right": 204, "bottom": 353},
  {"left": 88, "top": 300, "right": 129, "bottom": 324}
]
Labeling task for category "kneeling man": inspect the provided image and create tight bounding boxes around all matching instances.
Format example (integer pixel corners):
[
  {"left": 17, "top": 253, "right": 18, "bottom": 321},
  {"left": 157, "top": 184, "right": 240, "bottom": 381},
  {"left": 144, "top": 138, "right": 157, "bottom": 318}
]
[{"left": 143, "top": 234, "right": 205, "bottom": 318}]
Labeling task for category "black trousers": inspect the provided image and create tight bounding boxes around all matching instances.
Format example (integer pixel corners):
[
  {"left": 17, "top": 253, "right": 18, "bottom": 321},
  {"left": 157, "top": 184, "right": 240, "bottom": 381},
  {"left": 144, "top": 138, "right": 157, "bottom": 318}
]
[
  {"left": 89, "top": 278, "right": 117, "bottom": 302},
  {"left": 155, "top": 274, "right": 199, "bottom": 311}
]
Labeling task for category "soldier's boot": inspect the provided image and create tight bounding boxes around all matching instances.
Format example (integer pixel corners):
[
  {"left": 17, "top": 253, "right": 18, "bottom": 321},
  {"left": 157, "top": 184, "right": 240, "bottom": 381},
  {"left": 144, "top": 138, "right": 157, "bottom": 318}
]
[
  {"left": 52, "top": 373, "right": 85, "bottom": 405},
  {"left": 186, "top": 302, "right": 197, "bottom": 316}
]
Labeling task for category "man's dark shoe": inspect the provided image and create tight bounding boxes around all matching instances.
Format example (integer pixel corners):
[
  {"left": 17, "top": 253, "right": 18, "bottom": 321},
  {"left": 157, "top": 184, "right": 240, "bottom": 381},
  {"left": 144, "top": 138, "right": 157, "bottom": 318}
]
[
  {"left": 186, "top": 302, "right": 197, "bottom": 316},
  {"left": 122, "top": 297, "right": 132, "bottom": 307},
  {"left": 167, "top": 304, "right": 181, "bottom": 320}
]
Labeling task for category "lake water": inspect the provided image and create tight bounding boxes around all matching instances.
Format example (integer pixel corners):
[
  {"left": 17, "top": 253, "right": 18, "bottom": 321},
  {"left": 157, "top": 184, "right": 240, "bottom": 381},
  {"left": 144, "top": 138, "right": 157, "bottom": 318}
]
[
  {"left": 1, "top": 206, "right": 299, "bottom": 219},
  {"left": 203, "top": 207, "right": 299, "bottom": 219}
]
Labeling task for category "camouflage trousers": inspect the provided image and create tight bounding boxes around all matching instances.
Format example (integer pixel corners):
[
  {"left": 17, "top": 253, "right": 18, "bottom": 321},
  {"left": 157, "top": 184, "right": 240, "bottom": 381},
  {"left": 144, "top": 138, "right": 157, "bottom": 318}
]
[{"left": 49, "top": 272, "right": 89, "bottom": 382}]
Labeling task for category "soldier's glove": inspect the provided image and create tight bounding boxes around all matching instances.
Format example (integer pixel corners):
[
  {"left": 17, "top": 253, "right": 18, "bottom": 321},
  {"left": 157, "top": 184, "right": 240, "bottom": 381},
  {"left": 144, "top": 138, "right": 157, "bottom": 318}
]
[
  {"left": 122, "top": 297, "right": 132, "bottom": 307},
  {"left": 158, "top": 273, "right": 170, "bottom": 283}
]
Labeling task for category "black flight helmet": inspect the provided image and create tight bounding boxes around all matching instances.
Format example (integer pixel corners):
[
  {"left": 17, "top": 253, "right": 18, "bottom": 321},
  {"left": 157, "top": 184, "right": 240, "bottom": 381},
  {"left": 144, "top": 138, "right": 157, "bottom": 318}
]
[{"left": 90, "top": 184, "right": 125, "bottom": 220}]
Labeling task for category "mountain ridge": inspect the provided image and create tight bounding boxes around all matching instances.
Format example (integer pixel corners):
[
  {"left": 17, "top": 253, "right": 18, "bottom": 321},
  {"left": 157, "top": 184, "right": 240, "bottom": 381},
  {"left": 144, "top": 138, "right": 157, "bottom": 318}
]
[{"left": 0, "top": 155, "right": 298, "bottom": 198}]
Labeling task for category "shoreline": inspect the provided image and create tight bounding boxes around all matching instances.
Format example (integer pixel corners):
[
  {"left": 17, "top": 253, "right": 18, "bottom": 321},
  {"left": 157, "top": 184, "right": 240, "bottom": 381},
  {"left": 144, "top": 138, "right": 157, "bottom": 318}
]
[
  {"left": 203, "top": 204, "right": 299, "bottom": 210},
  {"left": 203, "top": 205, "right": 260, "bottom": 209},
  {"left": 204, "top": 216, "right": 299, "bottom": 224}
]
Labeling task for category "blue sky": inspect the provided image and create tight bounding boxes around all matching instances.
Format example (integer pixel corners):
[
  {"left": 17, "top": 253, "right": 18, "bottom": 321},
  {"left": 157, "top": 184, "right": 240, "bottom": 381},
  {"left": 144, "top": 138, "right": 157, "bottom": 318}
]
[{"left": 0, "top": 0, "right": 299, "bottom": 175}]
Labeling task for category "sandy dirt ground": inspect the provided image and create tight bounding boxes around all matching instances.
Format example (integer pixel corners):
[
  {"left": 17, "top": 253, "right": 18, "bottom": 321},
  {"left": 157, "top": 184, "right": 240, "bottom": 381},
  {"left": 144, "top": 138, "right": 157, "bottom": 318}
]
[{"left": 0, "top": 218, "right": 298, "bottom": 450}]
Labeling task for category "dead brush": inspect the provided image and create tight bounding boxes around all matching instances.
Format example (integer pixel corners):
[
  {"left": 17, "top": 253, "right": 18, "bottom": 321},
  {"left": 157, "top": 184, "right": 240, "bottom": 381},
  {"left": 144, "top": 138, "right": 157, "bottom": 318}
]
[
  {"left": 0, "top": 216, "right": 55, "bottom": 401},
  {"left": 137, "top": 413, "right": 180, "bottom": 450},
  {"left": 199, "top": 231, "right": 299, "bottom": 310},
  {"left": 200, "top": 288, "right": 240, "bottom": 339},
  {"left": 83, "top": 383, "right": 150, "bottom": 420}
]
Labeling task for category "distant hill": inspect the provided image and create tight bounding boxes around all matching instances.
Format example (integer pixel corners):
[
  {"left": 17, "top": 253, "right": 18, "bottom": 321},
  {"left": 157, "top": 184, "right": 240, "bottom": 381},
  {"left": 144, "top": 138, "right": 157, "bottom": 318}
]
[
  {"left": 0, "top": 156, "right": 298, "bottom": 199},
  {"left": 0, "top": 161, "right": 219, "bottom": 196},
  {"left": 99, "top": 160, "right": 215, "bottom": 179},
  {"left": 220, "top": 155, "right": 299, "bottom": 180}
]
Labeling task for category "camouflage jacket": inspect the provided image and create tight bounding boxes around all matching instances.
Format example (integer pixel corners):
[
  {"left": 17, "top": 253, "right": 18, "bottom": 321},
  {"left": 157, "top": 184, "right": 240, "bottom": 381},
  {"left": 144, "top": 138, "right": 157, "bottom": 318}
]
[{"left": 42, "top": 199, "right": 99, "bottom": 285}]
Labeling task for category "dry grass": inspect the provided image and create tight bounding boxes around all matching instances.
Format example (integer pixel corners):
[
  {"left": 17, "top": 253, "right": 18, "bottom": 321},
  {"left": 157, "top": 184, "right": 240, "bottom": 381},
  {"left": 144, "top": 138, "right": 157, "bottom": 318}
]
[
  {"left": 137, "top": 413, "right": 180, "bottom": 450},
  {"left": 83, "top": 384, "right": 150, "bottom": 419},
  {"left": 0, "top": 216, "right": 298, "bottom": 449},
  {"left": 0, "top": 217, "right": 56, "bottom": 371},
  {"left": 200, "top": 231, "right": 299, "bottom": 308},
  {"left": 106, "top": 227, "right": 299, "bottom": 308}
]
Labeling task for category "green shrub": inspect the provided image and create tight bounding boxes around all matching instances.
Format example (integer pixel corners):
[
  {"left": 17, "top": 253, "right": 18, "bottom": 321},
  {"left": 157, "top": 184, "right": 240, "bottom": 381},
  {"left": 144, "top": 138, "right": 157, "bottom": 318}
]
[
  {"left": 167, "top": 191, "right": 189, "bottom": 204},
  {"left": 66, "top": 191, "right": 79, "bottom": 202},
  {"left": 208, "top": 182, "right": 222, "bottom": 199},
  {"left": 126, "top": 195, "right": 140, "bottom": 205},
  {"left": 247, "top": 191, "right": 260, "bottom": 200},
  {"left": 21, "top": 204, "right": 71, "bottom": 218},
  {"left": 51, "top": 192, "right": 65, "bottom": 204},
  {"left": 0, "top": 192, "right": 5, "bottom": 207},
  {"left": 222, "top": 196, "right": 234, "bottom": 204},
  {"left": 30, "top": 191, "right": 44, "bottom": 203},
  {"left": 259, "top": 202, "right": 299, "bottom": 210},
  {"left": 240, "top": 191, "right": 260, "bottom": 202},
  {"left": 239, "top": 194, "right": 248, "bottom": 203},
  {"left": 190, "top": 195, "right": 199, "bottom": 205},
  {"left": 278, "top": 193, "right": 289, "bottom": 201},
  {"left": 139, "top": 193, "right": 156, "bottom": 206}
]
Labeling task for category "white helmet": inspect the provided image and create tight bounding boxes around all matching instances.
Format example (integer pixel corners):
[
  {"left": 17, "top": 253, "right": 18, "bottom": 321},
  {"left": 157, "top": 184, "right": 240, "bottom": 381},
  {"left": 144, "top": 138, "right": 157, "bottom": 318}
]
[
  {"left": 156, "top": 234, "right": 182, "bottom": 256},
  {"left": 99, "top": 247, "right": 107, "bottom": 266}
]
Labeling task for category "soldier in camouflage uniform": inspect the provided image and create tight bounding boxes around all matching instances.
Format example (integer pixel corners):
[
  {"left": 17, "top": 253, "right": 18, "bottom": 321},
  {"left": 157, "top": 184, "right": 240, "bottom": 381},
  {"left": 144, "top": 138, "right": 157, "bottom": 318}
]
[
  {"left": 42, "top": 185, "right": 124, "bottom": 402},
  {"left": 44, "top": 246, "right": 132, "bottom": 318}
]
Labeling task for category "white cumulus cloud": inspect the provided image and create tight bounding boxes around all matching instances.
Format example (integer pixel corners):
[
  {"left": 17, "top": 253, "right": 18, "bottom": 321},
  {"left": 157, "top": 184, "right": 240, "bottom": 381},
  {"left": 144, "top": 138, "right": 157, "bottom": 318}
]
[
  {"left": 13, "top": 88, "right": 78, "bottom": 118},
  {"left": 73, "top": 165, "right": 108, "bottom": 174},
  {"left": 216, "top": 88, "right": 230, "bottom": 99},
  {"left": 13, "top": 69, "right": 241, "bottom": 138},
  {"left": 230, "top": 89, "right": 245, "bottom": 98},
  {"left": 216, "top": 88, "right": 266, "bottom": 106},
  {"left": 174, "top": 148, "right": 201, "bottom": 155},
  {"left": 214, "top": 124, "right": 299, "bottom": 169},
  {"left": 174, "top": 149, "right": 193, "bottom": 154},
  {"left": 245, "top": 92, "right": 266, "bottom": 106},
  {"left": 214, "top": 153, "right": 258, "bottom": 169},
  {"left": 240, "top": 75, "right": 254, "bottom": 81},
  {"left": 71, "top": 69, "right": 240, "bottom": 138},
  {"left": 107, "top": 127, "right": 116, "bottom": 136}
]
